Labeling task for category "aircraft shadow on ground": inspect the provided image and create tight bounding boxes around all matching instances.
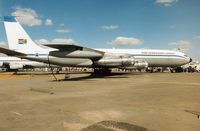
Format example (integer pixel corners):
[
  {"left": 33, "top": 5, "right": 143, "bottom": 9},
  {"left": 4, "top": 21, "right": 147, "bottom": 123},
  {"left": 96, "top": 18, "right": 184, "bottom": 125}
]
[
  {"left": 11, "top": 71, "right": 142, "bottom": 81},
  {"left": 50, "top": 72, "right": 137, "bottom": 82},
  {"left": 14, "top": 72, "right": 67, "bottom": 76}
]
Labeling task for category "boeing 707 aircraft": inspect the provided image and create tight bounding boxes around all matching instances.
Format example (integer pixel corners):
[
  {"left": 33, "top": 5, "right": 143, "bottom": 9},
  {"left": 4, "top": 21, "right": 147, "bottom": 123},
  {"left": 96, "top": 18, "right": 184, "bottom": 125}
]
[{"left": 0, "top": 16, "right": 192, "bottom": 74}]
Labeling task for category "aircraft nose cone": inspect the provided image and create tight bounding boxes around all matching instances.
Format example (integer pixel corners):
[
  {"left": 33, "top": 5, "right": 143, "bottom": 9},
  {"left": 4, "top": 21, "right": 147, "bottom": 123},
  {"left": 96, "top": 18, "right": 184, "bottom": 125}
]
[{"left": 189, "top": 58, "right": 192, "bottom": 62}]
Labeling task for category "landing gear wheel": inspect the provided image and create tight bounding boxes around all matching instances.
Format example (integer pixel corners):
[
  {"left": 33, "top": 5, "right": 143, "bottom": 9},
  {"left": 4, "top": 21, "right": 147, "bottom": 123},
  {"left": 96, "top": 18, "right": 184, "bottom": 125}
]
[{"left": 93, "top": 68, "right": 111, "bottom": 75}]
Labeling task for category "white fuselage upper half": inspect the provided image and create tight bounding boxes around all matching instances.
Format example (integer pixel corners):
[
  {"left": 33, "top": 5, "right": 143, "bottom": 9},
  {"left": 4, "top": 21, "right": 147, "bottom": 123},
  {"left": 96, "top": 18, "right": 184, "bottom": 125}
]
[{"left": 97, "top": 49, "right": 191, "bottom": 67}]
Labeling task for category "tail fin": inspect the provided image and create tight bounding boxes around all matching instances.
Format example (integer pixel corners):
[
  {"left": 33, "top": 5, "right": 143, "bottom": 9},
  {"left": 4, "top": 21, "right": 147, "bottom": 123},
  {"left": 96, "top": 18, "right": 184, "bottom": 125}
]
[{"left": 3, "top": 16, "right": 46, "bottom": 54}]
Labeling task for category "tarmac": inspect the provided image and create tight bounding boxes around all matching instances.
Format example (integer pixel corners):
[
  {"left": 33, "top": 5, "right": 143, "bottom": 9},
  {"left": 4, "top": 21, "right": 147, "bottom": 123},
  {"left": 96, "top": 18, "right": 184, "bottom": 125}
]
[{"left": 0, "top": 72, "right": 200, "bottom": 131}]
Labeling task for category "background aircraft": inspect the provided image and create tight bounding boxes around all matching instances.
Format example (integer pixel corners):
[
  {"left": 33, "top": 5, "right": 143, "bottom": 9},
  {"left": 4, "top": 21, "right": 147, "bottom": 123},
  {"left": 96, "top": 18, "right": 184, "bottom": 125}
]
[
  {"left": 0, "top": 16, "right": 192, "bottom": 74},
  {"left": 0, "top": 56, "right": 49, "bottom": 71}
]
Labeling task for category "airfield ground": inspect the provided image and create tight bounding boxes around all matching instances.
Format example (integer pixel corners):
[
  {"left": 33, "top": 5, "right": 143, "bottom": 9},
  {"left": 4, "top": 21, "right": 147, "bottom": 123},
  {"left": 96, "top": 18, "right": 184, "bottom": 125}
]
[{"left": 0, "top": 72, "right": 200, "bottom": 131}]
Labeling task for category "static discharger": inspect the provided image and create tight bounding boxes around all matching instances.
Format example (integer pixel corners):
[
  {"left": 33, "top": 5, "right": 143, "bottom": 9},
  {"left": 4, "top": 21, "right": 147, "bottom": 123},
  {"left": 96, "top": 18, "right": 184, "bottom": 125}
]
[{"left": 185, "top": 110, "right": 200, "bottom": 119}]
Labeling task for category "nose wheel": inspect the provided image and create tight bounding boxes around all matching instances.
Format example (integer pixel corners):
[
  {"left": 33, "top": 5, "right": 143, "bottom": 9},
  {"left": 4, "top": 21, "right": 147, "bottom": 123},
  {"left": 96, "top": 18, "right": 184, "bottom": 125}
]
[{"left": 190, "top": 58, "right": 192, "bottom": 62}]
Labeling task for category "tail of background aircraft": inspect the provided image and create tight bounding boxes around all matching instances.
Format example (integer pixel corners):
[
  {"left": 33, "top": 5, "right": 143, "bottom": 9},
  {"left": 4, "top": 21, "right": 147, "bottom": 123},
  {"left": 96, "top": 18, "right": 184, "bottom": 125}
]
[{"left": 3, "top": 16, "right": 47, "bottom": 55}]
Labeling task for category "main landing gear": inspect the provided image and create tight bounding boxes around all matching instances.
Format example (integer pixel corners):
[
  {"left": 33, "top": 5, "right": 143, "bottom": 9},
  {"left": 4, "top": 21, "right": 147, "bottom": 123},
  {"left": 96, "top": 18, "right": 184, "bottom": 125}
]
[{"left": 93, "top": 68, "right": 112, "bottom": 75}]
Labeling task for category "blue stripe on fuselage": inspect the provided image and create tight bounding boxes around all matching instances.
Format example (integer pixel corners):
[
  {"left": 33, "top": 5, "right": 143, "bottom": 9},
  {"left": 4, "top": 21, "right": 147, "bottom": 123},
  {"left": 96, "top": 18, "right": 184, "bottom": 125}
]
[{"left": 27, "top": 54, "right": 49, "bottom": 56}]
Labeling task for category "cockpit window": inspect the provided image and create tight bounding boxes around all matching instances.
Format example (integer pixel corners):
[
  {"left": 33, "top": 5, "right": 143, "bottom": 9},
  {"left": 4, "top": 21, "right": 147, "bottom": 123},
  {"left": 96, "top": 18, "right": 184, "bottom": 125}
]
[{"left": 184, "top": 55, "right": 188, "bottom": 57}]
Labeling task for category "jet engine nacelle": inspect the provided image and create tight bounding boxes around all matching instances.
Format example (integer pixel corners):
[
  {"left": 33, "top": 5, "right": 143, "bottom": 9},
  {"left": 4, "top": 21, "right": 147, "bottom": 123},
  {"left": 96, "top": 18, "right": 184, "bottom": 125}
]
[
  {"left": 9, "top": 63, "right": 23, "bottom": 69},
  {"left": 95, "top": 56, "right": 135, "bottom": 68},
  {"left": 122, "top": 60, "right": 148, "bottom": 70}
]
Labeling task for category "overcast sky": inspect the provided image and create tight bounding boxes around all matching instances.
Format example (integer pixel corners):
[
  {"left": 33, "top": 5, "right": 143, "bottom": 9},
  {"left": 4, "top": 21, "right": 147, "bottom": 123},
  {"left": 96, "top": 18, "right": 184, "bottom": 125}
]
[{"left": 0, "top": 0, "right": 200, "bottom": 59}]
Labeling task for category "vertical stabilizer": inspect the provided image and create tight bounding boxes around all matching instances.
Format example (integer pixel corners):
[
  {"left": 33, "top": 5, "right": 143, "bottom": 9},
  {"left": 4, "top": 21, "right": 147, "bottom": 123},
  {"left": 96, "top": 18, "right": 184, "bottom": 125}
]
[{"left": 3, "top": 16, "right": 47, "bottom": 55}]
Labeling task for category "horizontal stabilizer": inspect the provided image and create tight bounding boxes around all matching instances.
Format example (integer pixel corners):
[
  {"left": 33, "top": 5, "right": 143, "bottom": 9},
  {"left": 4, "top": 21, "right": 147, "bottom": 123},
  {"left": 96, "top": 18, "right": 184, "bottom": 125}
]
[
  {"left": 0, "top": 46, "right": 26, "bottom": 56},
  {"left": 44, "top": 44, "right": 104, "bottom": 54},
  {"left": 44, "top": 44, "right": 83, "bottom": 50}
]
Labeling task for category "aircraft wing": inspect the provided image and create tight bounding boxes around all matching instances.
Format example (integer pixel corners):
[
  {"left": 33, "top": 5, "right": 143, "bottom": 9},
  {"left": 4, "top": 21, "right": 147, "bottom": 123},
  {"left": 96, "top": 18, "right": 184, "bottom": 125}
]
[{"left": 0, "top": 46, "right": 26, "bottom": 56}]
